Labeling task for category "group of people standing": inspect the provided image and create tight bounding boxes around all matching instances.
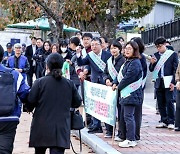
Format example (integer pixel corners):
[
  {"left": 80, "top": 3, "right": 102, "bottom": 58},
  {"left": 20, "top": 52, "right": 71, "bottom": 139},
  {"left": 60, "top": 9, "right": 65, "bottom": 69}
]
[
  {"left": 74, "top": 34, "right": 147, "bottom": 148},
  {"left": 0, "top": 31, "right": 179, "bottom": 153},
  {"left": 72, "top": 34, "right": 179, "bottom": 149}
]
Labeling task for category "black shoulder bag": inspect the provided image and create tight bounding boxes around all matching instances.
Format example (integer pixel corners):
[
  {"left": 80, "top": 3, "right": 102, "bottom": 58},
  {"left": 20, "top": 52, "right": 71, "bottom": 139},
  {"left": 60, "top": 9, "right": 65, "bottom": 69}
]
[{"left": 70, "top": 109, "right": 84, "bottom": 154}]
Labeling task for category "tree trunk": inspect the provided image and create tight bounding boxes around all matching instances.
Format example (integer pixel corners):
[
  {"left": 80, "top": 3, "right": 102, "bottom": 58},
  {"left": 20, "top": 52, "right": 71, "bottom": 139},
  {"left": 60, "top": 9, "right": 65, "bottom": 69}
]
[
  {"left": 34, "top": 0, "right": 64, "bottom": 43},
  {"left": 103, "top": 0, "right": 118, "bottom": 41}
]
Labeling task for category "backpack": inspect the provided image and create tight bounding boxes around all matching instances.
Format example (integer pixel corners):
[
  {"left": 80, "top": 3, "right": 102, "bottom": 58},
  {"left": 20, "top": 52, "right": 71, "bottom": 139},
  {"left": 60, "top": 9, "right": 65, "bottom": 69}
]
[{"left": 0, "top": 69, "right": 16, "bottom": 116}]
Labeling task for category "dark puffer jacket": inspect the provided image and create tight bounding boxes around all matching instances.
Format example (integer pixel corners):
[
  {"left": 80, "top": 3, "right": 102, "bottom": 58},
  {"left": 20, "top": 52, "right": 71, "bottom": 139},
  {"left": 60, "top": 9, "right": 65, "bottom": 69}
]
[{"left": 118, "top": 58, "right": 143, "bottom": 105}]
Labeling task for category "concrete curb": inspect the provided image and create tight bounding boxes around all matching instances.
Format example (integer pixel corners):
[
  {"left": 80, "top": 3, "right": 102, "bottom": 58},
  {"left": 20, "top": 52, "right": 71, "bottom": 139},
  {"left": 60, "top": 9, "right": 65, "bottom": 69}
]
[{"left": 73, "top": 128, "right": 121, "bottom": 154}]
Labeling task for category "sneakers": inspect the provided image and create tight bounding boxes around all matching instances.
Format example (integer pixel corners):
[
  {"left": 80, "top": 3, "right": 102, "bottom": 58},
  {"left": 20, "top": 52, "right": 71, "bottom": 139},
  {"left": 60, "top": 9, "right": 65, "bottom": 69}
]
[
  {"left": 167, "top": 124, "right": 174, "bottom": 129},
  {"left": 104, "top": 133, "right": 112, "bottom": 138},
  {"left": 156, "top": 122, "right": 167, "bottom": 128},
  {"left": 136, "top": 140, "right": 140, "bottom": 144},
  {"left": 114, "top": 136, "right": 124, "bottom": 142},
  {"left": 119, "top": 140, "right": 137, "bottom": 148}
]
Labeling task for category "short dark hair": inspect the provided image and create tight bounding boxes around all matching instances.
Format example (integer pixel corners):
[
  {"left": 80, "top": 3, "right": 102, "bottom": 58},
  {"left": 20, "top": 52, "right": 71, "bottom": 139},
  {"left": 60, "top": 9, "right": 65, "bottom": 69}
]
[
  {"left": 91, "top": 37, "right": 102, "bottom": 44},
  {"left": 36, "top": 38, "right": 43, "bottom": 42},
  {"left": 0, "top": 45, "right": 4, "bottom": 62},
  {"left": 46, "top": 53, "right": 64, "bottom": 80},
  {"left": 69, "top": 37, "right": 80, "bottom": 46},
  {"left": 116, "top": 36, "right": 124, "bottom": 42},
  {"left": 59, "top": 40, "right": 68, "bottom": 47},
  {"left": 110, "top": 40, "right": 122, "bottom": 52},
  {"left": 154, "top": 37, "right": 166, "bottom": 46},
  {"left": 125, "top": 41, "right": 140, "bottom": 59},
  {"left": 131, "top": 37, "right": 145, "bottom": 54},
  {"left": 31, "top": 37, "right": 37, "bottom": 40},
  {"left": 100, "top": 36, "right": 108, "bottom": 43},
  {"left": 75, "top": 31, "right": 82, "bottom": 36},
  {"left": 82, "top": 33, "right": 93, "bottom": 39}
]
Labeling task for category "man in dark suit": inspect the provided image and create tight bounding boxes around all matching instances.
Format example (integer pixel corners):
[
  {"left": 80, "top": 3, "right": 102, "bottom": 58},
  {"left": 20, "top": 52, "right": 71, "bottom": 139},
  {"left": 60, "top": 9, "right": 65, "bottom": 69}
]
[
  {"left": 25, "top": 37, "right": 38, "bottom": 87},
  {"left": 149, "top": 37, "right": 178, "bottom": 129},
  {"left": 76, "top": 37, "right": 111, "bottom": 134}
]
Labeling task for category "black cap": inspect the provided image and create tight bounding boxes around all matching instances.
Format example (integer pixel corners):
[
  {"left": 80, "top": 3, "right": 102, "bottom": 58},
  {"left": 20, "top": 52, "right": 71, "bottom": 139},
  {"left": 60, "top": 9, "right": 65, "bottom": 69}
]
[
  {"left": 6, "top": 43, "right": 13, "bottom": 48},
  {"left": 22, "top": 43, "right": 26, "bottom": 47}
]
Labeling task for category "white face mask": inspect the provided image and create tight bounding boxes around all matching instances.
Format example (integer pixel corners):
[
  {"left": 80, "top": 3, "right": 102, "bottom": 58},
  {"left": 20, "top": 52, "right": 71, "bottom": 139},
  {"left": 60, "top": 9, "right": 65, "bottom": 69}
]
[{"left": 61, "top": 47, "right": 67, "bottom": 53}]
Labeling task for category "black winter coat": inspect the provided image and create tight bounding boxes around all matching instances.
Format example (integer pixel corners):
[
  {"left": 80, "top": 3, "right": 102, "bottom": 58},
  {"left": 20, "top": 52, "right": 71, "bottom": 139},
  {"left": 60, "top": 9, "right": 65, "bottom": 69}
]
[
  {"left": 27, "top": 75, "right": 81, "bottom": 148},
  {"left": 102, "top": 54, "right": 125, "bottom": 82},
  {"left": 149, "top": 51, "right": 178, "bottom": 88},
  {"left": 118, "top": 58, "right": 143, "bottom": 105}
]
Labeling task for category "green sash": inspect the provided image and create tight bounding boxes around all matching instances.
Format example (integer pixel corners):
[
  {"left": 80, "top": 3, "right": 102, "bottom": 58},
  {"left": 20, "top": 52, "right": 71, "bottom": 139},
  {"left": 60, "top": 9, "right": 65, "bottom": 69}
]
[
  {"left": 89, "top": 51, "right": 106, "bottom": 72},
  {"left": 107, "top": 57, "right": 118, "bottom": 80},
  {"left": 153, "top": 50, "right": 174, "bottom": 80},
  {"left": 117, "top": 63, "right": 142, "bottom": 98}
]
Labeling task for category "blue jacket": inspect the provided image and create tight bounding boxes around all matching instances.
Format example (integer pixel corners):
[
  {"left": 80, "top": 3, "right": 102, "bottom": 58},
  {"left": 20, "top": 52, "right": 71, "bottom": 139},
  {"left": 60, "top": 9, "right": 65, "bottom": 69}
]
[
  {"left": 2, "top": 50, "right": 15, "bottom": 65},
  {"left": 7, "top": 55, "right": 30, "bottom": 81},
  {"left": 77, "top": 50, "right": 111, "bottom": 84},
  {"left": 0, "top": 64, "right": 30, "bottom": 122},
  {"left": 118, "top": 58, "right": 143, "bottom": 105}
]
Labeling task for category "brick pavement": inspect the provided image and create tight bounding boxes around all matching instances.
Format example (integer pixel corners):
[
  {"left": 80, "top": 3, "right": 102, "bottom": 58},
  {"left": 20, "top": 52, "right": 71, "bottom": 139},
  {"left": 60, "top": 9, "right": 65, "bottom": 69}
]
[
  {"left": 95, "top": 106, "right": 180, "bottom": 154},
  {"left": 13, "top": 113, "right": 94, "bottom": 154}
]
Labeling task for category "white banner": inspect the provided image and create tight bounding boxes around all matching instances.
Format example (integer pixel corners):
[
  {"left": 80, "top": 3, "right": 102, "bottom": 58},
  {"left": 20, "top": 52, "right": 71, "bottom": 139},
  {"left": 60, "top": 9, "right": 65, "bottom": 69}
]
[{"left": 84, "top": 80, "right": 117, "bottom": 126}]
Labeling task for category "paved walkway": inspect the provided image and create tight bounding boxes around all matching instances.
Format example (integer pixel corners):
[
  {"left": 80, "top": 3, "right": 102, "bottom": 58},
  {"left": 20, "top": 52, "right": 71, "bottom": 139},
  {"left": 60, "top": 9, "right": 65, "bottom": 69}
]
[
  {"left": 14, "top": 92, "right": 180, "bottom": 154},
  {"left": 92, "top": 93, "right": 180, "bottom": 154},
  {"left": 13, "top": 113, "right": 94, "bottom": 154}
]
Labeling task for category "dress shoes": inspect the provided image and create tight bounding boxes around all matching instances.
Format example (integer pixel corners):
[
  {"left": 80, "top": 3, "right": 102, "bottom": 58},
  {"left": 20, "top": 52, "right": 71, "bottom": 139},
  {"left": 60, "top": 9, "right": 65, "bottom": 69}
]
[
  {"left": 88, "top": 127, "right": 103, "bottom": 134},
  {"left": 87, "top": 125, "right": 94, "bottom": 130}
]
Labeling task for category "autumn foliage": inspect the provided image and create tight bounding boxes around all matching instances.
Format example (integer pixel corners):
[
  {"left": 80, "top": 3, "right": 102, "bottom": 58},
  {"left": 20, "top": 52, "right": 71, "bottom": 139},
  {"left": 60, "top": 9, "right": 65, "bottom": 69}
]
[{"left": 0, "top": 0, "right": 156, "bottom": 39}]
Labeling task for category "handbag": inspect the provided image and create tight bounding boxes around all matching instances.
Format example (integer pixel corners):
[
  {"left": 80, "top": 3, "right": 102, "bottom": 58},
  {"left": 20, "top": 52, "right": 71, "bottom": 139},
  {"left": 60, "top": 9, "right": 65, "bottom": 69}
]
[
  {"left": 70, "top": 109, "right": 84, "bottom": 154},
  {"left": 71, "top": 109, "right": 84, "bottom": 130}
]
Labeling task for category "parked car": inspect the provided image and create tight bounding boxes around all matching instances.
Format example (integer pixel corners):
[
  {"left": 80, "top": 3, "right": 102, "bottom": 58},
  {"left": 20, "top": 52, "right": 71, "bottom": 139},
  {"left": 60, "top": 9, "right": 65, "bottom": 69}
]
[{"left": 117, "top": 20, "right": 138, "bottom": 32}]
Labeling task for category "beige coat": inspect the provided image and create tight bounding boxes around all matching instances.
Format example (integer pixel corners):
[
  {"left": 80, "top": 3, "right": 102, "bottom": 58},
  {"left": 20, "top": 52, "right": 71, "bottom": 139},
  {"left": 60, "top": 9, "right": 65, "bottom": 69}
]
[
  {"left": 176, "top": 63, "right": 180, "bottom": 82},
  {"left": 175, "top": 63, "right": 180, "bottom": 90}
]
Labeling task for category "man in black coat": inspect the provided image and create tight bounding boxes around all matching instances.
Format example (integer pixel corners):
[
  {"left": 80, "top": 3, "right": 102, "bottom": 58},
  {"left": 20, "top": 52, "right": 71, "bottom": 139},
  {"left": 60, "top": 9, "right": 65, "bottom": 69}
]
[
  {"left": 25, "top": 37, "right": 38, "bottom": 87},
  {"left": 149, "top": 37, "right": 178, "bottom": 129}
]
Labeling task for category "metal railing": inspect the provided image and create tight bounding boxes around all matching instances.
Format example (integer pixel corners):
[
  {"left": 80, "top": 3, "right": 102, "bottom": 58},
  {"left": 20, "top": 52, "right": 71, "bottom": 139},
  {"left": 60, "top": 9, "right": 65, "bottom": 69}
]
[{"left": 141, "top": 18, "right": 180, "bottom": 44}]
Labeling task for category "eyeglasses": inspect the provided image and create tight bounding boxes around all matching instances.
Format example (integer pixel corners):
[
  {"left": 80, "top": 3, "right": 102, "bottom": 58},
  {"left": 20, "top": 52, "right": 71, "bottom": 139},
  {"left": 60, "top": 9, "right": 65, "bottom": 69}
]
[
  {"left": 91, "top": 43, "right": 101, "bottom": 47},
  {"left": 125, "top": 47, "right": 133, "bottom": 51}
]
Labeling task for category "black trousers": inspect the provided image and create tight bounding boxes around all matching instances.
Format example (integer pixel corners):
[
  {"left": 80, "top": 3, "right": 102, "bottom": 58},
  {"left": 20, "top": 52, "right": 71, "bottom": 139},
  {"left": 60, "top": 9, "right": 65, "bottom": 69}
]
[
  {"left": 134, "top": 92, "right": 144, "bottom": 140},
  {"left": 116, "top": 93, "right": 121, "bottom": 136},
  {"left": 27, "top": 66, "right": 36, "bottom": 87},
  {"left": 0, "top": 121, "right": 19, "bottom": 154},
  {"left": 105, "top": 123, "right": 113, "bottom": 135},
  {"left": 156, "top": 79, "right": 175, "bottom": 124},
  {"left": 175, "top": 90, "right": 180, "bottom": 128},
  {"left": 35, "top": 147, "right": 65, "bottom": 154}
]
